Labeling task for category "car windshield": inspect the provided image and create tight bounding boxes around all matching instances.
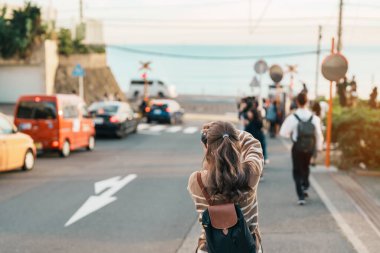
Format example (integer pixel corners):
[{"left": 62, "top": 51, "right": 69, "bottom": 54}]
[
  {"left": 152, "top": 103, "right": 168, "bottom": 109},
  {"left": 16, "top": 101, "right": 57, "bottom": 119},
  {"left": 89, "top": 104, "right": 119, "bottom": 115}
]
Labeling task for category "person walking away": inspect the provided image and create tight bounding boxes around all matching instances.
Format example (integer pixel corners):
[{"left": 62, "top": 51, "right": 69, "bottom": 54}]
[
  {"left": 337, "top": 77, "right": 348, "bottom": 107},
  {"left": 369, "top": 87, "right": 378, "bottom": 109},
  {"left": 245, "top": 108, "right": 269, "bottom": 166},
  {"left": 266, "top": 101, "right": 278, "bottom": 138},
  {"left": 279, "top": 92, "right": 323, "bottom": 205},
  {"left": 188, "top": 121, "right": 264, "bottom": 253},
  {"left": 238, "top": 98, "right": 249, "bottom": 130},
  {"left": 310, "top": 101, "right": 322, "bottom": 166}
]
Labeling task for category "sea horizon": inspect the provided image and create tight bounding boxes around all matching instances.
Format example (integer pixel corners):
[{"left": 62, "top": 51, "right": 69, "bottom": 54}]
[{"left": 107, "top": 44, "right": 380, "bottom": 99}]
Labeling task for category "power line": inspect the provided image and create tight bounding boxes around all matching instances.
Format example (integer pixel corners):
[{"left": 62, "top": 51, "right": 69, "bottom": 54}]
[
  {"left": 58, "top": 0, "right": 245, "bottom": 12},
  {"left": 250, "top": 0, "right": 273, "bottom": 34},
  {"left": 109, "top": 45, "right": 328, "bottom": 61}
]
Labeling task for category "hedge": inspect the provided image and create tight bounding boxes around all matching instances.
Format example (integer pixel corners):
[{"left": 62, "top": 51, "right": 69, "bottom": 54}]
[{"left": 332, "top": 104, "right": 380, "bottom": 170}]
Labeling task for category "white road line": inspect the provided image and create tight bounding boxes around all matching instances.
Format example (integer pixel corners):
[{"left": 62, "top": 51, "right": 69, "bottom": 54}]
[
  {"left": 183, "top": 127, "right": 199, "bottom": 134},
  {"left": 279, "top": 138, "right": 369, "bottom": 253},
  {"left": 166, "top": 126, "right": 183, "bottom": 133},
  {"left": 139, "top": 130, "right": 161, "bottom": 136},
  {"left": 149, "top": 125, "right": 167, "bottom": 132},
  {"left": 137, "top": 123, "right": 150, "bottom": 131},
  {"left": 310, "top": 177, "right": 369, "bottom": 253}
]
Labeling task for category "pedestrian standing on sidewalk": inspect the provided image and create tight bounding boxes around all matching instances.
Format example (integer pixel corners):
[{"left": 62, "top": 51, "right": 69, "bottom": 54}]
[
  {"left": 266, "top": 100, "right": 278, "bottom": 138},
  {"left": 245, "top": 108, "right": 269, "bottom": 166},
  {"left": 279, "top": 92, "right": 323, "bottom": 205},
  {"left": 188, "top": 121, "right": 264, "bottom": 252}
]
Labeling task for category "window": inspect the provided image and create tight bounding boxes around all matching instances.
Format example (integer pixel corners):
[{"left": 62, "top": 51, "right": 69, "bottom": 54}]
[
  {"left": 88, "top": 104, "right": 119, "bottom": 115},
  {"left": 16, "top": 101, "right": 57, "bottom": 119},
  {"left": 63, "top": 105, "right": 79, "bottom": 119},
  {"left": 158, "top": 81, "right": 165, "bottom": 86},
  {"left": 0, "top": 116, "right": 13, "bottom": 134}
]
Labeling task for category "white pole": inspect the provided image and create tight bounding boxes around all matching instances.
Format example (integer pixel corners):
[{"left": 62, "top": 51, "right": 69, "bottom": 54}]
[{"left": 79, "top": 76, "right": 84, "bottom": 99}]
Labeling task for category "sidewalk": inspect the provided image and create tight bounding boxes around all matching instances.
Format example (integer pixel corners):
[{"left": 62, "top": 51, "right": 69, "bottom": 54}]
[{"left": 178, "top": 137, "right": 380, "bottom": 253}]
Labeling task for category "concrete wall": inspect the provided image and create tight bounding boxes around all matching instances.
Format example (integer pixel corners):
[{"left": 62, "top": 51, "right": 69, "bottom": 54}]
[
  {"left": 0, "top": 40, "right": 59, "bottom": 103},
  {"left": 59, "top": 53, "right": 107, "bottom": 68},
  {"left": 44, "top": 40, "right": 59, "bottom": 95}
]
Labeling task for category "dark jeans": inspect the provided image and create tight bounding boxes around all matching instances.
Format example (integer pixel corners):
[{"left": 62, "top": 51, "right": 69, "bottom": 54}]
[
  {"left": 291, "top": 145, "right": 312, "bottom": 200},
  {"left": 269, "top": 121, "right": 276, "bottom": 138}
]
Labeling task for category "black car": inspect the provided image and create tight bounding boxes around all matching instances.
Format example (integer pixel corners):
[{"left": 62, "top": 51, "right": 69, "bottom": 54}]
[
  {"left": 146, "top": 99, "right": 184, "bottom": 124},
  {"left": 88, "top": 101, "right": 139, "bottom": 138}
]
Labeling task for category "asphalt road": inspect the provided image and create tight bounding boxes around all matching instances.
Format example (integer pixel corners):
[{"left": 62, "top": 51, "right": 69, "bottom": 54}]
[
  {"left": 0, "top": 122, "right": 203, "bottom": 253},
  {"left": 0, "top": 120, "right": 356, "bottom": 253}
]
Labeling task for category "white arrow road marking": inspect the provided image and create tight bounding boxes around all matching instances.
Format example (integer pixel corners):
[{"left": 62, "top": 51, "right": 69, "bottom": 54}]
[
  {"left": 137, "top": 123, "right": 150, "bottom": 131},
  {"left": 166, "top": 126, "right": 182, "bottom": 133},
  {"left": 65, "top": 174, "right": 137, "bottom": 227},
  {"left": 149, "top": 125, "right": 167, "bottom": 132},
  {"left": 183, "top": 127, "right": 199, "bottom": 134}
]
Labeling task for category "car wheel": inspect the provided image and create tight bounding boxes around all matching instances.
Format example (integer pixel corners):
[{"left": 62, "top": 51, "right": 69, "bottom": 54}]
[
  {"left": 132, "top": 123, "right": 138, "bottom": 133},
  {"left": 59, "top": 140, "right": 71, "bottom": 158},
  {"left": 158, "top": 92, "right": 164, "bottom": 98},
  {"left": 115, "top": 130, "right": 125, "bottom": 139},
  {"left": 22, "top": 149, "right": 35, "bottom": 171},
  {"left": 87, "top": 136, "right": 95, "bottom": 151}
]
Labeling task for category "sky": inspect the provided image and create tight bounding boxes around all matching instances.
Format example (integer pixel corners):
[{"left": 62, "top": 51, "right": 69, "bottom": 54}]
[
  {"left": 3, "top": 0, "right": 380, "bottom": 98},
  {"left": 4, "top": 0, "right": 380, "bottom": 46}
]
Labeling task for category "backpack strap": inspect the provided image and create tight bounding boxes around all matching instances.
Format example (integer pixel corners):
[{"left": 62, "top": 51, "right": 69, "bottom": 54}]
[
  {"left": 293, "top": 113, "right": 302, "bottom": 122},
  {"left": 308, "top": 115, "right": 313, "bottom": 122},
  {"left": 197, "top": 172, "right": 213, "bottom": 206}
]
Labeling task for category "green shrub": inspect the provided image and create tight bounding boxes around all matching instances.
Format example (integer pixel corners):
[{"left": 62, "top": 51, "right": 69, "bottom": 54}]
[
  {"left": 332, "top": 104, "right": 380, "bottom": 170},
  {"left": 0, "top": 2, "right": 46, "bottom": 59},
  {"left": 58, "top": 28, "right": 105, "bottom": 56},
  {"left": 57, "top": 28, "right": 73, "bottom": 56}
]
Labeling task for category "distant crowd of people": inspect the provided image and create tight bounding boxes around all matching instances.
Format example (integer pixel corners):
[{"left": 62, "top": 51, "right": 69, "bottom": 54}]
[
  {"left": 237, "top": 89, "right": 326, "bottom": 204},
  {"left": 336, "top": 75, "right": 358, "bottom": 107}
]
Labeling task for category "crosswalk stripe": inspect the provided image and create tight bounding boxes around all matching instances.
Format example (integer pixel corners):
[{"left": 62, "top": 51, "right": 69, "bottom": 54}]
[
  {"left": 166, "top": 126, "right": 183, "bottom": 133},
  {"left": 183, "top": 127, "right": 199, "bottom": 134},
  {"left": 149, "top": 125, "right": 167, "bottom": 132},
  {"left": 137, "top": 123, "right": 150, "bottom": 131}
]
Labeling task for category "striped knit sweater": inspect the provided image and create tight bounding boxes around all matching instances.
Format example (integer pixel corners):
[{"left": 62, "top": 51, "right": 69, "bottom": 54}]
[{"left": 187, "top": 130, "right": 264, "bottom": 252}]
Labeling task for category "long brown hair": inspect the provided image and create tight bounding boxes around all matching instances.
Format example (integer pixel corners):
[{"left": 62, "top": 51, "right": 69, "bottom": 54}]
[{"left": 203, "top": 121, "right": 252, "bottom": 202}]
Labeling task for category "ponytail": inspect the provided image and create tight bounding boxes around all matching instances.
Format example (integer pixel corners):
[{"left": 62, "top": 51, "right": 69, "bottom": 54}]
[{"left": 204, "top": 121, "right": 251, "bottom": 202}]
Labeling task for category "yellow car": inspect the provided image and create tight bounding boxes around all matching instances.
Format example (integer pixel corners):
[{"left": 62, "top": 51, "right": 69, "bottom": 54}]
[{"left": 0, "top": 113, "right": 36, "bottom": 172}]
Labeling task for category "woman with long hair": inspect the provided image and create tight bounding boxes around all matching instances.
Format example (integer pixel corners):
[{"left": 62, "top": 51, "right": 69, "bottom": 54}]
[{"left": 187, "top": 121, "right": 264, "bottom": 253}]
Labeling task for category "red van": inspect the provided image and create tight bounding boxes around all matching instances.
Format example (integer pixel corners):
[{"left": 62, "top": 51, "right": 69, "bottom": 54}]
[{"left": 14, "top": 94, "right": 95, "bottom": 157}]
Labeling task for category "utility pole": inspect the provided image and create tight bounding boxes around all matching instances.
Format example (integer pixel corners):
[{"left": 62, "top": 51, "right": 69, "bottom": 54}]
[
  {"left": 79, "top": 0, "right": 84, "bottom": 23},
  {"left": 249, "top": 0, "right": 252, "bottom": 34},
  {"left": 337, "top": 0, "right": 343, "bottom": 52},
  {"left": 315, "top": 25, "right": 322, "bottom": 99}
]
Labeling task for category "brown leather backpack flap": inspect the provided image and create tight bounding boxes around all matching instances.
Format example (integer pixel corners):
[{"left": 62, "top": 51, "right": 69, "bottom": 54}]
[{"left": 208, "top": 203, "right": 237, "bottom": 229}]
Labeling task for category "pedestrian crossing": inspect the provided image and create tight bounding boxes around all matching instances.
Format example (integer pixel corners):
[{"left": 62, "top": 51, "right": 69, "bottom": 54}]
[{"left": 137, "top": 123, "right": 200, "bottom": 135}]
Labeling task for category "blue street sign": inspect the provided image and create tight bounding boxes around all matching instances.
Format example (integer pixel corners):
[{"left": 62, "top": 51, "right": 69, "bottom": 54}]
[{"left": 72, "top": 64, "right": 85, "bottom": 77}]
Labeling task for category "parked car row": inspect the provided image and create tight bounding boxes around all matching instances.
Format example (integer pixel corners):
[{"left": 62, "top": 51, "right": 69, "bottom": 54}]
[
  {"left": 0, "top": 94, "right": 184, "bottom": 173},
  {"left": 0, "top": 113, "right": 36, "bottom": 173},
  {"left": 0, "top": 94, "right": 140, "bottom": 173}
]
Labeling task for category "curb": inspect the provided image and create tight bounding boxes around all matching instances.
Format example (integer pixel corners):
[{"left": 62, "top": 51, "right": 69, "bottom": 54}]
[{"left": 176, "top": 218, "right": 200, "bottom": 253}]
